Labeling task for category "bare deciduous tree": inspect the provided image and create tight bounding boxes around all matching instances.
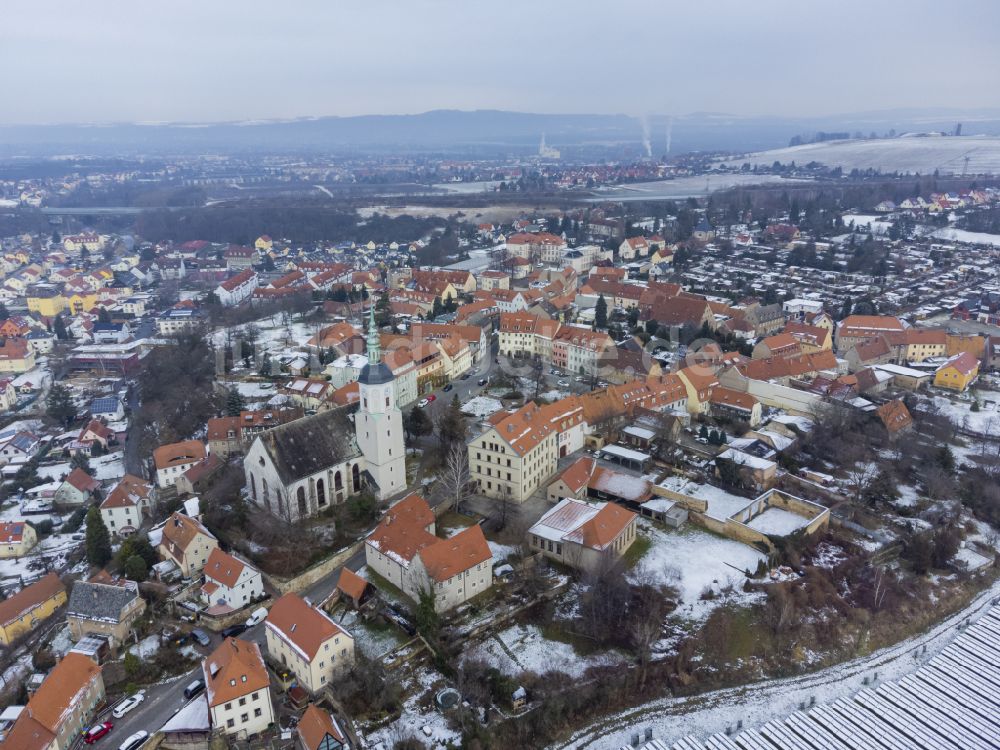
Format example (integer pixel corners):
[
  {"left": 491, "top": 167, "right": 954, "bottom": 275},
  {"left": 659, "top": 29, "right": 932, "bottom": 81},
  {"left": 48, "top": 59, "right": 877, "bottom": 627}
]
[{"left": 439, "top": 443, "right": 472, "bottom": 514}]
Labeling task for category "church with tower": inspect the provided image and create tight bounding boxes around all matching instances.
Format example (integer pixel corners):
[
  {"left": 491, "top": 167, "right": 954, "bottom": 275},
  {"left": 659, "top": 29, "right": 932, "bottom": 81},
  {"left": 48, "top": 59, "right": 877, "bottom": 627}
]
[{"left": 243, "top": 306, "right": 407, "bottom": 522}]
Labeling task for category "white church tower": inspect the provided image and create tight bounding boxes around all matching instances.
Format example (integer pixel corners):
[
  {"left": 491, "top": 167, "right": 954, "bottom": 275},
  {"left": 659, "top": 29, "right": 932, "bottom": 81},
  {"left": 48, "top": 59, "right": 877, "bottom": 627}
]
[{"left": 356, "top": 304, "right": 406, "bottom": 500}]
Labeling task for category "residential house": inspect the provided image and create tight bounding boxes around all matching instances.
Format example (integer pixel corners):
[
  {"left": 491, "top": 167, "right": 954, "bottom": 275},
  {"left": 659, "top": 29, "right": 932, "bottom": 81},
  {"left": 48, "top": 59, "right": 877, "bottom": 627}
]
[
  {"left": 90, "top": 396, "right": 124, "bottom": 422},
  {"left": 709, "top": 387, "right": 763, "bottom": 427},
  {"left": 835, "top": 315, "right": 906, "bottom": 353},
  {"left": 0, "top": 652, "right": 104, "bottom": 750},
  {"left": 0, "top": 572, "right": 67, "bottom": 646},
  {"left": 153, "top": 439, "right": 208, "bottom": 489},
  {"left": 527, "top": 498, "right": 637, "bottom": 572},
  {"left": 53, "top": 468, "right": 100, "bottom": 508},
  {"left": 100, "top": 474, "right": 154, "bottom": 537},
  {"left": 0, "top": 338, "right": 36, "bottom": 373},
  {"left": 158, "top": 512, "right": 219, "bottom": 577},
  {"left": 66, "top": 580, "right": 146, "bottom": 652},
  {"left": 296, "top": 704, "right": 351, "bottom": 750},
  {"left": 875, "top": 399, "right": 913, "bottom": 435},
  {"left": 934, "top": 351, "right": 979, "bottom": 391},
  {"left": 264, "top": 593, "right": 355, "bottom": 693},
  {"left": 201, "top": 548, "right": 264, "bottom": 612},
  {"left": 203, "top": 638, "right": 275, "bottom": 738},
  {"left": 216, "top": 269, "right": 259, "bottom": 306},
  {"left": 0, "top": 521, "right": 37, "bottom": 558},
  {"left": 364, "top": 493, "right": 493, "bottom": 612}
]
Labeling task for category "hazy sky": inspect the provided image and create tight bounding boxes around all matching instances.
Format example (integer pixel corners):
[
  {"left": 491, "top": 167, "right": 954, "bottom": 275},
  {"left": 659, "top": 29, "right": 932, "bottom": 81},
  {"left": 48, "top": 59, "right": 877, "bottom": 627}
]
[{"left": 3, "top": 0, "right": 999, "bottom": 124}]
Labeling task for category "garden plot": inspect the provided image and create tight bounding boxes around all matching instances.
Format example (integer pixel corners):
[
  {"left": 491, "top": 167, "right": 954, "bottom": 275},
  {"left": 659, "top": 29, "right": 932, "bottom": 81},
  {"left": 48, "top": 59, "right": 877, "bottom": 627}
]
[
  {"left": 0, "top": 531, "right": 80, "bottom": 584},
  {"left": 364, "top": 665, "right": 460, "bottom": 749},
  {"left": 337, "top": 609, "right": 404, "bottom": 660},
  {"left": 463, "top": 623, "right": 625, "bottom": 678},
  {"left": 932, "top": 391, "right": 1000, "bottom": 435},
  {"left": 629, "top": 521, "right": 766, "bottom": 621}
]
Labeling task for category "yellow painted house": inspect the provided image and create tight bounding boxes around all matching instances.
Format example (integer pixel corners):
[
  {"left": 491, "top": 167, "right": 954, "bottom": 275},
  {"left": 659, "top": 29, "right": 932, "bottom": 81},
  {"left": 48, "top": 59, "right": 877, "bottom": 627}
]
[
  {"left": 934, "top": 351, "right": 979, "bottom": 392},
  {"left": 68, "top": 291, "right": 101, "bottom": 314},
  {"left": 0, "top": 572, "right": 67, "bottom": 645},
  {"left": 255, "top": 235, "right": 274, "bottom": 252},
  {"left": 27, "top": 289, "right": 68, "bottom": 317}
]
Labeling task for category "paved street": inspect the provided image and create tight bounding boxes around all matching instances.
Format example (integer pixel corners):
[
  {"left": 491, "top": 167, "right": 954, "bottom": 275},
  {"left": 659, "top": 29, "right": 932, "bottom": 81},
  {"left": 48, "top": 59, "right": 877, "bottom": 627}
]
[{"left": 100, "top": 666, "right": 200, "bottom": 743}]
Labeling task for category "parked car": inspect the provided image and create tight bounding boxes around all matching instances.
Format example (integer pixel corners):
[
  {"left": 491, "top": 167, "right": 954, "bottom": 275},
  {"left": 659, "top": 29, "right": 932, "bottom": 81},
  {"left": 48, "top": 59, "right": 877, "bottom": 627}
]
[
  {"left": 426, "top": 394, "right": 437, "bottom": 402},
  {"left": 443, "top": 383, "right": 453, "bottom": 392},
  {"left": 84, "top": 722, "right": 114, "bottom": 744},
  {"left": 477, "top": 378, "right": 488, "bottom": 386},
  {"left": 118, "top": 730, "right": 149, "bottom": 750},
  {"left": 112, "top": 691, "right": 145, "bottom": 718},
  {"left": 183, "top": 678, "right": 205, "bottom": 700},
  {"left": 417, "top": 398, "right": 429, "bottom": 408},
  {"left": 245, "top": 606, "right": 268, "bottom": 628},
  {"left": 557, "top": 380, "right": 569, "bottom": 387},
  {"left": 574, "top": 376, "right": 584, "bottom": 382},
  {"left": 460, "top": 373, "right": 470, "bottom": 380},
  {"left": 190, "top": 628, "right": 211, "bottom": 647},
  {"left": 221, "top": 623, "right": 247, "bottom": 638}
]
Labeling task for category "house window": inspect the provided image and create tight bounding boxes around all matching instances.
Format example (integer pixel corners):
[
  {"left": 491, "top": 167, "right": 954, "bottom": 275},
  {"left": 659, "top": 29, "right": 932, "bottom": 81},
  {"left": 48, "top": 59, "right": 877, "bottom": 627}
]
[
  {"left": 254, "top": 708, "right": 262, "bottom": 717},
  {"left": 241, "top": 713, "right": 248, "bottom": 723},
  {"left": 225, "top": 702, "right": 232, "bottom": 711},
  {"left": 239, "top": 697, "right": 246, "bottom": 706},
  {"left": 227, "top": 719, "right": 235, "bottom": 728}
]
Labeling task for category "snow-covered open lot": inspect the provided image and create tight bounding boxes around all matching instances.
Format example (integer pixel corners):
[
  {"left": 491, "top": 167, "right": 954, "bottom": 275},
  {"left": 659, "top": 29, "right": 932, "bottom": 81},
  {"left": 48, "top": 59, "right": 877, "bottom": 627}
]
[
  {"left": 629, "top": 521, "right": 766, "bottom": 621},
  {"left": 461, "top": 396, "right": 504, "bottom": 419},
  {"left": 463, "top": 623, "right": 625, "bottom": 678}
]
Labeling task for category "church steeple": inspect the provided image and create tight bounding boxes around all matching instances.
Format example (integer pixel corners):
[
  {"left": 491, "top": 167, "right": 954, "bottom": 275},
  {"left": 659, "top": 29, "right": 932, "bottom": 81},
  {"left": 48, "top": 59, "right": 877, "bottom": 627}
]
[{"left": 366, "top": 303, "right": 380, "bottom": 367}]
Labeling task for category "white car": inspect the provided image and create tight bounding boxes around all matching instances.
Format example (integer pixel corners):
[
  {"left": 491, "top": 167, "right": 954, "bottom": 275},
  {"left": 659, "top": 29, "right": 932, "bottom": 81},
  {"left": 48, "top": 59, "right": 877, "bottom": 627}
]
[
  {"left": 118, "top": 730, "right": 150, "bottom": 750},
  {"left": 557, "top": 380, "right": 569, "bottom": 387},
  {"left": 113, "top": 691, "right": 145, "bottom": 718},
  {"left": 245, "top": 606, "right": 269, "bottom": 628},
  {"left": 417, "top": 398, "right": 429, "bottom": 408},
  {"left": 574, "top": 376, "right": 584, "bottom": 382}
]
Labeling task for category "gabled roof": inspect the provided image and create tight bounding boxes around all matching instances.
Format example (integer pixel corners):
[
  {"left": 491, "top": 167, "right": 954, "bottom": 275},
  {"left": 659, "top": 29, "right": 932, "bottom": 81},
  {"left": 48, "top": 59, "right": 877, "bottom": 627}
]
[
  {"left": 417, "top": 524, "right": 492, "bottom": 583},
  {"left": 160, "top": 512, "right": 216, "bottom": 563},
  {"left": 938, "top": 351, "right": 979, "bottom": 376},
  {"left": 0, "top": 572, "right": 65, "bottom": 628},
  {"left": 298, "top": 704, "right": 348, "bottom": 750},
  {"left": 63, "top": 467, "right": 99, "bottom": 494},
  {"left": 265, "top": 593, "right": 351, "bottom": 662},
  {"left": 365, "top": 493, "right": 437, "bottom": 565},
  {"left": 24, "top": 652, "right": 101, "bottom": 734},
  {"left": 67, "top": 580, "right": 140, "bottom": 623},
  {"left": 0, "top": 522, "right": 29, "bottom": 544},
  {"left": 530, "top": 498, "right": 636, "bottom": 551},
  {"left": 100, "top": 474, "right": 152, "bottom": 510},
  {"left": 256, "top": 409, "right": 361, "bottom": 485},
  {"left": 336, "top": 567, "right": 369, "bottom": 601},
  {"left": 152, "top": 439, "right": 206, "bottom": 471},
  {"left": 876, "top": 399, "right": 913, "bottom": 433},
  {"left": 552, "top": 456, "right": 597, "bottom": 495},
  {"left": 204, "top": 548, "right": 254, "bottom": 589},
  {"left": 203, "top": 637, "right": 269, "bottom": 708}
]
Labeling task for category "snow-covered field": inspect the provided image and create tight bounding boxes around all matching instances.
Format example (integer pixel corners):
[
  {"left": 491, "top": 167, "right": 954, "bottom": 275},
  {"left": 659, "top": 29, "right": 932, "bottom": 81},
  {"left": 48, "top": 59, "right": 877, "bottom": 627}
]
[
  {"left": 933, "top": 390, "right": 1000, "bottom": 435},
  {"left": 720, "top": 136, "right": 1000, "bottom": 175},
  {"left": 558, "top": 578, "right": 1000, "bottom": 749},
  {"left": 842, "top": 214, "right": 892, "bottom": 235},
  {"left": 629, "top": 521, "right": 766, "bottom": 621},
  {"left": 931, "top": 227, "right": 1000, "bottom": 248},
  {"left": 463, "top": 623, "right": 625, "bottom": 678}
]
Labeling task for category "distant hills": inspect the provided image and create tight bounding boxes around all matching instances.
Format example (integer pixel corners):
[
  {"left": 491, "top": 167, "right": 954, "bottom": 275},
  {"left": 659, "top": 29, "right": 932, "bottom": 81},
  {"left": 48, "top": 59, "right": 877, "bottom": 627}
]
[{"left": 2, "top": 108, "right": 1000, "bottom": 158}]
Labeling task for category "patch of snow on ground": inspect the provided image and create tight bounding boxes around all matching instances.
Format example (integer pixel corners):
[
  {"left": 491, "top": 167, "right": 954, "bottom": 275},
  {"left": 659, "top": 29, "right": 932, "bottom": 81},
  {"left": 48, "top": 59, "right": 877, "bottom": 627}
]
[
  {"left": 895, "top": 484, "right": 920, "bottom": 508},
  {"left": 90, "top": 452, "right": 125, "bottom": 481},
  {"left": 338, "top": 607, "right": 403, "bottom": 660},
  {"left": 129, "top": 634, "right": 161, "bottom": 659},
  {"left": 628, "top": 521, "right": 766, "bottom": 620},
  {"left": 464, "top": 623, "right": 624, "bottom": 678},
  {"left": 558, "top": 578, "right": 1000, "bottom": 749},
  {"left": 487, "top": 541, "right": 518, "bottom": 563},
  {"left": 365, "top": 667, "right": 460, "bottom": 749},
  {"left": 953, "top": 545, "right": 991, "bottom": 571},
  {"left": 745, "top": 507, "right": 810, "bottom": 536},
  {"left": 461, "top": 396, "right": 504, "bottom": 418}
]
